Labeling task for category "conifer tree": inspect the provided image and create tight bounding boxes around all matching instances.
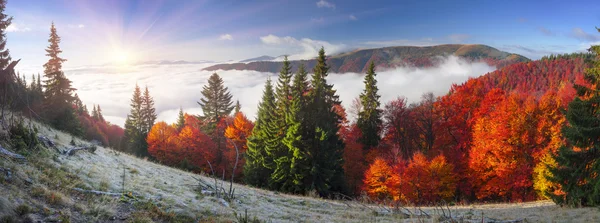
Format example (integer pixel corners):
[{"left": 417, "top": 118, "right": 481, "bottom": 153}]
[
  {"left": 357, "top": 61, "right": 382, "bottom": 150},
  {"left": 198, "top": 73, "right": 234, "bottom": 132},
  {"left": 123, "top": 84, "right": 145, "bottom": 155},
  {"left": 97, "top": 105, "right": 105, "bottom": 122},
  {"left": 268, "top": 56, "right": 295, "bottom": 189},
  {"left": 141, "top": 86, "right": 156, "bottom": 134},
  {"left": 41, "top": 22, "right": 81, "bottom": 135},
  {"left": 278, "top": 64, "right": 311, "bottom": 193},
  {"left": 305, "top": 47, "right": 346, "bottom": 196},
  {"left": 548, "top": 36, "right": 600, "bottom": 207},
  {"left": 245, "top": 78, "right": 276, "bottom": 187},
  {"left": 234, "top": 100, "right": 241, "bottom": 115},
  {"left": 176, "top": 106, "right": 185, "bottom": 131},
  {"left": 0, "top": 0, "right": 11, "bottom": 69},
  {"left": 91, "top": 104, "right": 98, "bottom": 120}
]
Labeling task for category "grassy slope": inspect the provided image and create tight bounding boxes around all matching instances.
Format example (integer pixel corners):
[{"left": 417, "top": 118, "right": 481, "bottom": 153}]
[{"left": 1, "top": 118, "right": 600, "bottom": 222}]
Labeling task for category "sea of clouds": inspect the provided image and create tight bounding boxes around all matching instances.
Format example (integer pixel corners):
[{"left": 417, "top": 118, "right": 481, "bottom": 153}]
[{"left": 57, "top": 55, "right": 495, "bottom": 127}]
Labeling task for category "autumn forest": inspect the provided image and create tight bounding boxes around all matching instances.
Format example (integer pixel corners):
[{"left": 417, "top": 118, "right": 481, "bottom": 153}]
[{"left": 2, "top": 0, "right": 600, "bottom": 210}]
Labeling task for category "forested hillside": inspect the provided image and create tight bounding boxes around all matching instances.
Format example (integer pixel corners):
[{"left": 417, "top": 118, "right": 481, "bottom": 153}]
[{"left": 203, "top": 44, "right": 530, "bottom": 73}]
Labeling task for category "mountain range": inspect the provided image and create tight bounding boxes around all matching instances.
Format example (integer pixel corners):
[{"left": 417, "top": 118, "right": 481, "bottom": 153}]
[{"left": 202, "top": 44, "right": 530, "bottom": 73}]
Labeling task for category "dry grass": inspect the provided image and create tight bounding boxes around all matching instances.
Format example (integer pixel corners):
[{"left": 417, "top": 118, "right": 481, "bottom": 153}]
[{"left": 1, "top": 117, "right": 600, "bottom": 222}]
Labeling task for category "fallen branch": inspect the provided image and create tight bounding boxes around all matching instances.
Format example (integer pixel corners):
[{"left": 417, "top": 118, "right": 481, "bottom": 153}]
[
  {"left": 37, "top": 135, "right": 55, "bottom": 148},
  {"left": 0, "top": 145, "right": 26, "bottom": 162},
  {"left": 63, "top": 146, "right": 96, "bottom": 156}
]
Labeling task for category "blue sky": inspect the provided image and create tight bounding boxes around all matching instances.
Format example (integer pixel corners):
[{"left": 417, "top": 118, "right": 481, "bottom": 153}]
[{"left": 6, "top": 0, "right": 600, "bottom": 72}]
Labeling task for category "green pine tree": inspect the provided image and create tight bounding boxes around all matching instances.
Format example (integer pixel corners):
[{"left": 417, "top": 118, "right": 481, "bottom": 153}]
[
  {"left": 41, "top": 23, "right": 81, "bottom": 135},
  {"left": 234, "top": 100, "right": 241, "bottom": 115},
  {"left": 141, "top": 86, "right": 156, "bottom": 134},
  {"left": 97, "top": 105, "right": 105, "bottom": 122},
  {"left": 176, "top": 106, "right": 185, "bottom": 131},
  {"left": 279, "top": 63, "right": 311, "bottom": 193},
  {"left": 305, "top": 47, "right": 346, "bottom": 196},
  {"left": 91, "top": 104, "right": 98, "bottom": 120},
  {"left": 0, "top": 0, "right": 11, "bottom": 69},
  {"left": 123, "top": 84, "right": 145, "bottom": 155},
  {"left": 198, "top": 73, "right": 234, "bottom": 133},
  {"left": 357, "top": 61, "right": 382, "bottom": 150},
  {"left": 548, "top": 35, "right": 600, "bottom": 207},
  {"left": 270, "top": 56, "right": 297, "bottom": 190},
  {"left": 244, "top": 78, "right": 276, "bottom": 188}
]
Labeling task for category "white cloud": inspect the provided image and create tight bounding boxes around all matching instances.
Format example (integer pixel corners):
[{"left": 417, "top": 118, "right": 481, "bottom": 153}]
[
  {"left": 571, "top": 27, "right": 600, "bottom": 42},
  {"left": 448, "top": 34, "right": 470, "bottom": 43},
  {"left": 6, "top": 24, "right": 31, "bottom": 32},
  {"left": 219, "top": 34, "right": 233, "bottom": 41},
  {"left": 259, "top": 34, "right": 348, "bottom": 60},
  {"left": 349, "top": 15, "right": 357, "bottom": 21},
  {"left": 316, "top": 0, "right": 335, "bottom": 9},
  {"left": 63, "top": 56, "right": 495, "bottom": 126},
  {"left": 78, "top": 24, "right": 85, "bottom": 28}
]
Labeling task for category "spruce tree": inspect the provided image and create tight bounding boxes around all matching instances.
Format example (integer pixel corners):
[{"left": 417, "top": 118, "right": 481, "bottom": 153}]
[
  {"left": 234, "top": 100, "right": 241, "bottom": 115},
  {"left": 91, "top": 104, "right": 98, "bottom": 120},
  {"left": 176, "top": 106, "right": 185, "bottom": 131},
  {"left": 305, "top": 47, "right": 346, "bottom": 196},
  {"left": 0, "top": 0, "right": 11, "bottom": 69},
  {"left": 97, "top": 105, "right": 105, "bottom": 122},
  {"left": 244, "top": 78, "right": 276, "bottom": 188},
  {"left": 270, "top": 56, "right": 296, "bottom": 190},
  {"left": 41, "top": 23, "right": 81, "bottom": 135},
  {"left": 279, "top": 64, "right": 311, "bottom": 193},
  {"left": 123, "top": 84, "right": 145, "bottom": 155},
  {"left": 548, "top": 37, "right": 600, "bottom": 207},
  {"left": 357, "top": 61, "right": 382, "bottom": 150},
  {"left": 141, "top": 86, "right": 156, "bottom": 134},
  {"left": 198, "top": 73, "right": 234, "bottom": 132}
]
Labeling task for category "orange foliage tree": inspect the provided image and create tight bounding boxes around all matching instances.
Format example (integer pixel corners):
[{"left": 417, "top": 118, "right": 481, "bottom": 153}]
[
  {"left": 363, "top": 157, "right": 394, "bottom": 200},
  {"left": 224, "top": 112, "right": 254, "bottom": 180},
  {"left": 147, "top": 122, "right": 179, "bottom": 166}
]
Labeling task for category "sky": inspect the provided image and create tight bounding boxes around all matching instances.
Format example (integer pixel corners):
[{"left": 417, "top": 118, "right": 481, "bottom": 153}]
[
  {"left": 4, "top": 0, "right": 600, "bottom": 126},
  {"left": 6, "top": 0, "right": 600, "bottom": 70}
]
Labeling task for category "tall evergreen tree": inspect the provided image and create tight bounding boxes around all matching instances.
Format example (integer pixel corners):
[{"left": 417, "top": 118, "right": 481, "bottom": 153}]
[
  {"left": 357, "top": 61, "right": 383, "bottom": 150},
  {"left": 270, "top": 56, "right": 296, "bottom": 190},
  {"left": 198, "top": 73, "right": 234, "bottom": 132},
  {"left": 91, "top": 104, "right": 98, "bottom": 120},
  {"left": 123, "top": 84, "right": 145, "bottom": 155},
  {"left": 548, "top": 36, "right": 600, "bottom": 207},
  {"left": 0, "top": 0, "right": 11, "bottom": 69},
  {"left": 41, "top": 23, "right": 81, "bottom": 135},
  {"left": 176, "top": 106, "right": 185, "bottom": 131},
  {"left": 278, "top": 64, "right": 311, "bottom": 193},
  {"left": 141, "top": 86, "right": 156, "bottom": 134},
  {"left": 234, "top": 100, "right": 241, "bottom": 115},
  {"left": 305, "top": 47, "right": 346, "bottom": 196},
  {"left": 245, "top": 78, "right": 276, "bottom": 188},
  {"left": 97, "top": 105, "right": 105, "bottom": 122}
]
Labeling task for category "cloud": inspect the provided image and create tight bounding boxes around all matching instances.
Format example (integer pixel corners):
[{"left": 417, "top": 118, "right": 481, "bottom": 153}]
[
  {"left": 259, "top": 34, "right": 348, "bottom": 60},
  {"left": 570, "top": 27, "right": 600, "bottom": 41},
  {"left": 538, "top": 27, "right": 554, "bottom": 36},
  {"left": 349, "top": 15, "right": 357, "bottom": 21},
  {"left": 316, "top": 0, "right": 335, "bottom": 9},
  {"left": 448, "top": 34, "right": 470, "bottom": 43},
  {"left": 219, "top": 34, "right": 233, "bottom": 41},
  {"left": 63, "top": 56, "right": 495, "bottom": 127},
  {"left": 78, "top": 24, "right": 85, "bottom": 28},
  {"left": 6, "top": 24, "right": 31, "bottom": 32}
]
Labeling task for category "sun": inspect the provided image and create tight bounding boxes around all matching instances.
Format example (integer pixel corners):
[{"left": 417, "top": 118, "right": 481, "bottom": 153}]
[
  {"left": 110, "top": 47, "right": 136, "bottom": 65},
  {"left": 113, "top": 49, "right": 131, "bottom": 64}
]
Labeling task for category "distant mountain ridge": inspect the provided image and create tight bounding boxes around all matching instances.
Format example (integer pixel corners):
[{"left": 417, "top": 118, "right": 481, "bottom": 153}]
[{"left": 203, "top": 44, "right": 530, "bottom": 73}]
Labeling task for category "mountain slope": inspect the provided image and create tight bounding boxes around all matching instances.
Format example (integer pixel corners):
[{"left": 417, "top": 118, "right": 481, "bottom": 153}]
[
  {"left": 1, "top": 116, "right": 599, "bottom": 222},
  {"left": 203, "top": 44, "right": 529, "bottom": 73}
]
